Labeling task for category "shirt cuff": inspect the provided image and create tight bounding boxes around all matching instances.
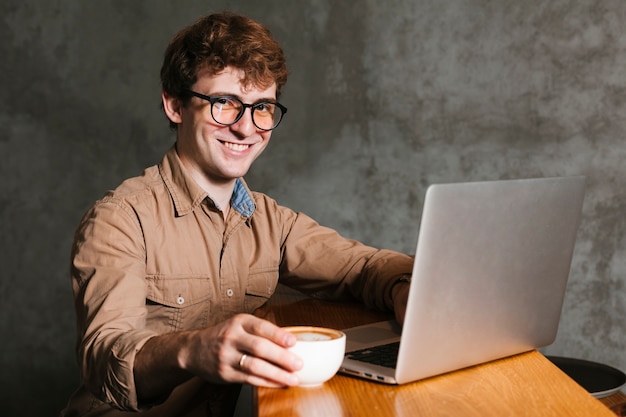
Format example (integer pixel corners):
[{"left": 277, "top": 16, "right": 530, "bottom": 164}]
[{"left": 101, "top": 331, "right": 158, "bottom": 411}]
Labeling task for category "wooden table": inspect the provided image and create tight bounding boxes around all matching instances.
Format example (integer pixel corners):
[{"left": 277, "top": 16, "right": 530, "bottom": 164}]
[{"left": 254, "top": 285, "right": 620, "bottom": 417}]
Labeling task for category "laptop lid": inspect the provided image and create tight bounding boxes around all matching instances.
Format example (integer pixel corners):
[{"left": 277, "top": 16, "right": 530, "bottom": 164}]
[{"left": 341, "top": 176, "right": 586, "bottom": 384}]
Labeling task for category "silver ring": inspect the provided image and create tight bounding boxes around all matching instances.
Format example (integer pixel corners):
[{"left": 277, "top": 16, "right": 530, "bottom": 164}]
[{"left": 238, "top": 354, "right": 248, "bottom": 370}]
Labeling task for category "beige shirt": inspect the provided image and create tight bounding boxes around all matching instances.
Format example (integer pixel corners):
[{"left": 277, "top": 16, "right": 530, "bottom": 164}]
[{"left": 61, "top": 146, "right": 413, "bottom": 416}]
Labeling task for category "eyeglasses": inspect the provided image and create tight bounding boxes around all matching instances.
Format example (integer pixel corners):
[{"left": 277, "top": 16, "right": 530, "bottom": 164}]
[{"left": 184, "top": 90, "right": 287, "bottom": 131}]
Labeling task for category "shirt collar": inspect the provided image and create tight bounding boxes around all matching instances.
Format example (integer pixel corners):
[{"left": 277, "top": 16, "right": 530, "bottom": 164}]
[
  {"left": 230, "top": 179, "right": 256, "bottom": 217},
  {"left": 159, "top": 145, "right": 256, "bottom": 218}
]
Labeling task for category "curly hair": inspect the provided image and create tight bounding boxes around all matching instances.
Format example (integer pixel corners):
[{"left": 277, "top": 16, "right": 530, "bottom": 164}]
[{"left": 160, "top": 12, "right": 288, "bottom": 129}]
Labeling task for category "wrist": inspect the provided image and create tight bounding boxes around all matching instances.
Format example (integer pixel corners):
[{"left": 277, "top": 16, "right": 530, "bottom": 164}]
[
  {"left": 387, "top": 274, "right": 411, "bottom": 309},
  {"left": 391, "top": 274, "right": 411, "bottom": 293},
  {"left": 393, "top": 278, "right": 410, "bottom": 297}
]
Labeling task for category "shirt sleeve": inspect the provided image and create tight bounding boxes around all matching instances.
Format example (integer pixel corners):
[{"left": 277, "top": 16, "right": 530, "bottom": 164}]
[
  {"left": 71, "top": 196, "right": 158, "bottom": 411},
  {"left": 278, "top": 210, "right": 414, "bottom": 311}
]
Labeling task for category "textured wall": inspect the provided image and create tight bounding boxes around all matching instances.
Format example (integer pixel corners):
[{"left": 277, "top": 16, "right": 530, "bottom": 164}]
[{"left": 1, "top": 1, "right": 625, "bottom": 415}]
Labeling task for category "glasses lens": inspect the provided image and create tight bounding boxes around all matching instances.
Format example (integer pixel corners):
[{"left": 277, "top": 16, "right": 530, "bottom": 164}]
[
  {"left": 211, "top": 97, "right": 243, "bottom": 125},
  {"left": 207, "top": 95, "right": 285, "bottom": 130},
  {"left": 253, "top": 103, "right": 283, "bottom": 130}
]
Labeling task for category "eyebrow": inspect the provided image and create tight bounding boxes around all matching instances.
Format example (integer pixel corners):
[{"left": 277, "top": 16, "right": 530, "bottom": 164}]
[{"left": 204, "top": 91, "right": 278, "bottom": 103}]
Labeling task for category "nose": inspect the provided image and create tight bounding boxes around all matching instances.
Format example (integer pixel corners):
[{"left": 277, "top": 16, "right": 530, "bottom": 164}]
[{"left": 229, "top": 107, "right": 257, "bottom": 137}]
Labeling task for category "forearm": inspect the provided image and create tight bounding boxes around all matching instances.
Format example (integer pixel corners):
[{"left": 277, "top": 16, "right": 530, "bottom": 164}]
[
  {"left": 133, "top": 331, "right": 195, "bottom": 404},
  {"left": 358, "top": 250, "right": 414, "bottom": 311},
  {"left": 279, "top": 212, "right": 414, "bottom": 308},
  {"left": 134, "top": 314, "right": 302, "bottom": 405}
]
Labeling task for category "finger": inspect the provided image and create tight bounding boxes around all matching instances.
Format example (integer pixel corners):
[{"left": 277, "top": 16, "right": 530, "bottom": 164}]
[
  {"left": 244, "top": 373, "right": 298, "bottom": 388},
  {"left": 229, "top": 315, "right": 302, "bottom": 385},
  {"left": 240, "top": 332, "right": 302, "bottom": 373},
  {"left": 232, "top": 315, "right": 302, "bottom": 372},
  {"left": 237, "top": 351, "right": 299, "bottom": 387},
  {"left": 241, "top": 315, "right": 297, "bottom": 347}
]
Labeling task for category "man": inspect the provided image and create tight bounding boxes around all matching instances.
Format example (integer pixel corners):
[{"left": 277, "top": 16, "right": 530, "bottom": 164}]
[{"left": 61, "top": 11, "right": 413, "bottom": 417}]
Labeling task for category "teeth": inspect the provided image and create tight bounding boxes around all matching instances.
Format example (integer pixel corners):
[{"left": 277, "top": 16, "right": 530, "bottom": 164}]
[{"left": 223, "top": 142, "right": 250, "bottom": 151}]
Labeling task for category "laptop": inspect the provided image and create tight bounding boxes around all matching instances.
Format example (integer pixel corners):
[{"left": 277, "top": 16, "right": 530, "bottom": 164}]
[{"left": 340, "top": 176, "right": 586, "bottom": 384}]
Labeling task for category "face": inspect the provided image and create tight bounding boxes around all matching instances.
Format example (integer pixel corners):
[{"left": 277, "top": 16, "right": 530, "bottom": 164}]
[{"left": 163, "top": 66, "right": 276, "bottom": 187}]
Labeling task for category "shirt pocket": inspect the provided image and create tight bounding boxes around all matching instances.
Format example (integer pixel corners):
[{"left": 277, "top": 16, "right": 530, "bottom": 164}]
[
  {"left": 244, "top": 267, "right": 279, "bottom": 313},
  {"left": 145, "top": 276, "right": 214, "bottom": 332}
]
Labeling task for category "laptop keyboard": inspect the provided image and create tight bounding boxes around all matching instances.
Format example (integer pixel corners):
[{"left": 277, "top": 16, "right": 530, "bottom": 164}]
[{"left": 346, "top": 341, "right": 400, "bottom": 368}]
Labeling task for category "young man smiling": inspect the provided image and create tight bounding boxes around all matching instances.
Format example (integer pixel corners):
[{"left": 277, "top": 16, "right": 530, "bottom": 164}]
[
  {"left": 166, "top": 65, "right": 278, "bottom": 214},
  {"left": 61, "top": 12, "right": 413, "bottom": 417}
]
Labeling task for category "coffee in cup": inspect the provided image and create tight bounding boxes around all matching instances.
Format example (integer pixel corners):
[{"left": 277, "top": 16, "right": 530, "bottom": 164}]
[{"left": 283, "top": 326, "right": 346, "bottom": 387}]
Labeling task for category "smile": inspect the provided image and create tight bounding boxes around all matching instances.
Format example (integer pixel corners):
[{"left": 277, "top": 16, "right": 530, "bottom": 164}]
[{"left": 222, "top": 141, "right": 251, "bottom": 151}]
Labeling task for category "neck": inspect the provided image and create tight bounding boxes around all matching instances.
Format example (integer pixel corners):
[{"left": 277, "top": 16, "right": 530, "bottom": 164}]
[
  {"left": 200, "top": 179, "right": 235, "bottom": 216},
  {"left": 178, "top": 160, "right": 236, "bottom": 216}
]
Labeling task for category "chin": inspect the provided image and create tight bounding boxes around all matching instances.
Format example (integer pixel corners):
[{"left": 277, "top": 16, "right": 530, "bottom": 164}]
[{"left": 220, "top": 168, "right": 251, "bottom": 180}]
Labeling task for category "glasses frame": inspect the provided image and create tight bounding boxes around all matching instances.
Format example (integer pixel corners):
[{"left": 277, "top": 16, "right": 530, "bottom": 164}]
[{"left": 184, "top": 90, "right": 288, "bottom": 131}]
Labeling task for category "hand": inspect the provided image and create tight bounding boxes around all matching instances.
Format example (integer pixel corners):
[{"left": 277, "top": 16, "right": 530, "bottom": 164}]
[
  {"left": 182, "top": 314, "right": 303, "bottom": 387},
  {"left": 391, "top": 281, "right": 410, "bottom": 326},
  {"left": 134, "top": 314, "right": 303, "bottom": 403}
]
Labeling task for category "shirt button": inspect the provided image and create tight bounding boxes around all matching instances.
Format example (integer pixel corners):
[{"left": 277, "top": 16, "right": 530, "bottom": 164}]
[
  {"left": 177, "top": 296, "right": 185, "bottom": 305},
  {"left": 226, "top": 289, "right": 234, "bottom": 297}
]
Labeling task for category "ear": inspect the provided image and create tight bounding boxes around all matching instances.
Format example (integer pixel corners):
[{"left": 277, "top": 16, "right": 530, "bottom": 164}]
[{"left": 162, "top": 91, "right": 183, "bottom": 125}]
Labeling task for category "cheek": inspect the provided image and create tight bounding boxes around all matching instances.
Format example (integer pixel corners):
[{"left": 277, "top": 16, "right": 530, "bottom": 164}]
[
  {"left": 197, "top": 121, "right": 226, "bottom": 140},
  {"left": 260, "top": 132, "right": 272, "bottom": 144},
  {"left": 256, "top": 135, "right": 271, "bottom": 153}
]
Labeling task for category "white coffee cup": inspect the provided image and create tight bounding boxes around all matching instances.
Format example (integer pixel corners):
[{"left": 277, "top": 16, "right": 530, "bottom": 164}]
[{"left": 284, "top": 326, "right": 346, "bottom": 387}]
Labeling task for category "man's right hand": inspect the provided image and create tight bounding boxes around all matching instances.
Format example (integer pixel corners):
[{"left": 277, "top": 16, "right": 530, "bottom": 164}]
[{"left": 134, "top": 314, "right": 303, "bottom": 403}]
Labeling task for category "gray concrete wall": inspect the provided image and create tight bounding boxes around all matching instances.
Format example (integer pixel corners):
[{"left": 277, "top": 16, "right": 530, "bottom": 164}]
[{"left": 1, "top": 1, "right": 624, "bottom": 415}]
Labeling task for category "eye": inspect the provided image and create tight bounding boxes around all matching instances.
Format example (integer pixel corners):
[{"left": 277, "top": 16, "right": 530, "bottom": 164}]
[
  {"left": 254, "top": 102, "right": 275, "bottom": 114},
  {"left": 214, "top": 96, "right": 240, "bottom": 110}
]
